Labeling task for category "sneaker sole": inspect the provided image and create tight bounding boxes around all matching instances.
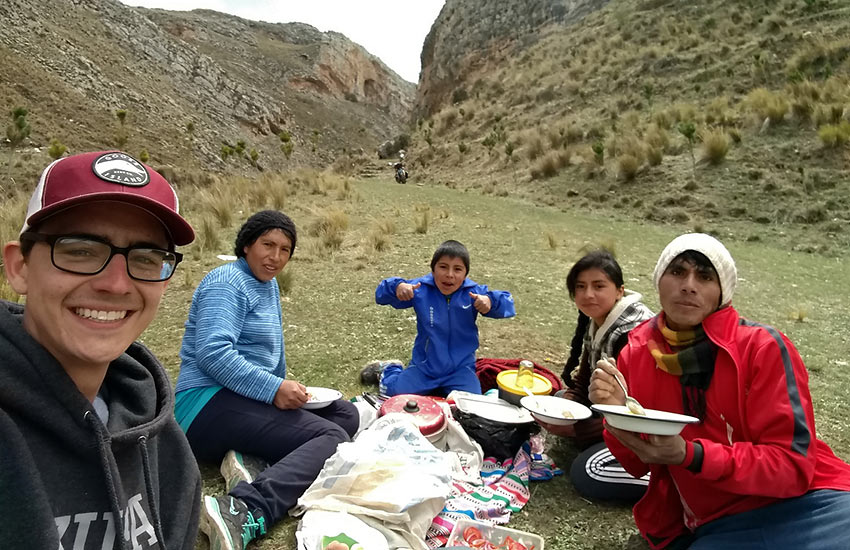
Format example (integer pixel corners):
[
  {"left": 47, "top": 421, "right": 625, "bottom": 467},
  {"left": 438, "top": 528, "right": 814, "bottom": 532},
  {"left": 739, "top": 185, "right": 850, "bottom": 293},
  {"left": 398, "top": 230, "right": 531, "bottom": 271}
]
[{"left": 203, "top": 496, "right": 236, "bottom": 550}]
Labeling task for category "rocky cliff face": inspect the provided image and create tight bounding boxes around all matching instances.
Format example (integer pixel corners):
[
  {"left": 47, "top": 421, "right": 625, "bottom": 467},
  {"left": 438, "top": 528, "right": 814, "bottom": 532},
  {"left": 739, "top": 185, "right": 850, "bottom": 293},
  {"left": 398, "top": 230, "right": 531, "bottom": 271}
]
[
  {"left": 0, "top": 0, "right": 414, "bottom": 171},
  {"left": 417, "top": 0, "right": 608, "bottom": 116}
]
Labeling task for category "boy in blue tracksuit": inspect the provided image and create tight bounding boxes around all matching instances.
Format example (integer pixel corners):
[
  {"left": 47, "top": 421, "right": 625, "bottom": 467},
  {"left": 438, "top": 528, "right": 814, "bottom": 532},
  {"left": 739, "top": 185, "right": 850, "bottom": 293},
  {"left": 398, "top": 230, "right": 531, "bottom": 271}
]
[{"left": 367, "top": 240, "right": 516, "bottom": 396}]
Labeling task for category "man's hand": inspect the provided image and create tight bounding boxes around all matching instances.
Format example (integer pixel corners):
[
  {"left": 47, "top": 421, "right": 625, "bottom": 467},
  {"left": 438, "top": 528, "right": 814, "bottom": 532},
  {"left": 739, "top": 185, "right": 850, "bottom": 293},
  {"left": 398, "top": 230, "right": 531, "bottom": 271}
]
[
  {"left": 606, "top": 425, "right": 688, "bottom": 465},
  {"left": 589, "top": 357, "right": 627, "bottom": 405},
  {"left": 469, "top": 292, "right": 491, "bottom": 314},
  {"left": 273, "top": 379, "right": 308, "bottom": 410},
  {"left": 396, "top": 282, "right": 421, "bottom": 301}
]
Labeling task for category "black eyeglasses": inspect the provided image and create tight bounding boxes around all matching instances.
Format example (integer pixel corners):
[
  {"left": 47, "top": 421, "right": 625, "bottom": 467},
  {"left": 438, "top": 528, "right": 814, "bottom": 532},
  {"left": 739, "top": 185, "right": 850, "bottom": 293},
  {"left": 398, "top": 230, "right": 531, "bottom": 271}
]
[{"left": 21, "top": 233, "right": 182, "bottom": 282}]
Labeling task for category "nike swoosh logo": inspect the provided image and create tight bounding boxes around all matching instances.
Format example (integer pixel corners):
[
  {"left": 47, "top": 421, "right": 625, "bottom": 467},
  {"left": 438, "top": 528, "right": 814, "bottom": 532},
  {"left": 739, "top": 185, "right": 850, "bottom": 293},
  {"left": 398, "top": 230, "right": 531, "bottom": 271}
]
[{"left": 462, "top": 304, "right": 472, "bottom": 309}]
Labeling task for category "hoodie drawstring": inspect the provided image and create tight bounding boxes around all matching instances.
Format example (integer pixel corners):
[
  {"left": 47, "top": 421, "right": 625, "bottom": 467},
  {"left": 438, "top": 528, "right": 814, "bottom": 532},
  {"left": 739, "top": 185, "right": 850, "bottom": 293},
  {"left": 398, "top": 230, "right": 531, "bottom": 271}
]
[
  {"left": 85, "top": 410, "right": 130, "bottom": 550},
  {"left": 138, "top": 435, "right": 167, "bottom": 550}
]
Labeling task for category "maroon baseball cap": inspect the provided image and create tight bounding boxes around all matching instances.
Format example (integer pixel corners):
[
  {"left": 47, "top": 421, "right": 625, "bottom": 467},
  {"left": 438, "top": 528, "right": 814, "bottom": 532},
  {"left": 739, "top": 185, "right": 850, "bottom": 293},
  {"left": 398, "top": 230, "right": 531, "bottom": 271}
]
[{"left": 21, "top": 151, "right": 195, "bottom": 246}]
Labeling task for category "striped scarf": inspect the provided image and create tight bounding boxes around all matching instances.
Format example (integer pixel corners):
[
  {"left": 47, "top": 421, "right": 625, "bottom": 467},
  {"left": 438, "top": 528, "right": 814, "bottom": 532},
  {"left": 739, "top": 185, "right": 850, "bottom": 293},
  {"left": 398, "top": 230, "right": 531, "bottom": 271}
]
[{"left": 646, "top": 316, "right": 717, "bottom": 420}]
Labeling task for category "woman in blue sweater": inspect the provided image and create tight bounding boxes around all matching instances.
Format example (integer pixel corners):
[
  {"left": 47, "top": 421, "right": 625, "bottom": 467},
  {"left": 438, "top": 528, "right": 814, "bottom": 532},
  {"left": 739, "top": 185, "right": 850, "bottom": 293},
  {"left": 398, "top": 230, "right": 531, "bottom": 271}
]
[
  {"left": 175, "top": 210, "right": 358, "bottom": 550},
  {"left": 364, "top": 240, "right": 516, "bottom": 396}
]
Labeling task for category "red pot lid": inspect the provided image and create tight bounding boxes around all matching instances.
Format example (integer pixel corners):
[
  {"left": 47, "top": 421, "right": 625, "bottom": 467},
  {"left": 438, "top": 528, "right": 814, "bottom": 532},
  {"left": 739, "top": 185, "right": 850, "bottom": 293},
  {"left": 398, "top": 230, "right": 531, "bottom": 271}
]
[{"left": 378, "top": 394, "right": 446, "bottom": 435}]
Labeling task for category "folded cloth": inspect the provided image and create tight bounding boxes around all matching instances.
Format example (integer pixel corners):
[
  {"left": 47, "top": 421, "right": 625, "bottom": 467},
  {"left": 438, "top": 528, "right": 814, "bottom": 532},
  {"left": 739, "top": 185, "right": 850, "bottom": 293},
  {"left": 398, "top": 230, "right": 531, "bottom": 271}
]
[{"left": 475, "top": 358, "right": 564, "bottom": 394}]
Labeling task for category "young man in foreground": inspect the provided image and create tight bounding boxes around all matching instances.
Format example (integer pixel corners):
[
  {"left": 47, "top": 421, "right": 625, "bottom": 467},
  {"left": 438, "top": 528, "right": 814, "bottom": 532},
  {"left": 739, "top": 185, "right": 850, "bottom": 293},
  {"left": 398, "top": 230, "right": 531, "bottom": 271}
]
[{"left": 0, "top": 151, "right": 201, "bottom": 549}]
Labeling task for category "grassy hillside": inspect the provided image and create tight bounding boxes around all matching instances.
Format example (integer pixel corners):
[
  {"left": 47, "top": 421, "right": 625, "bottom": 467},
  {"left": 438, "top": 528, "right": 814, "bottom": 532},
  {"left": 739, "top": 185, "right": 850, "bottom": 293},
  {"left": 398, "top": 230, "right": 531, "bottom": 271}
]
[
  {"left": 5, "top": 165, "right": 845, "bottom": 549},
  {"left": 411, "top": 0, "right": 850, "bottom": 256}
]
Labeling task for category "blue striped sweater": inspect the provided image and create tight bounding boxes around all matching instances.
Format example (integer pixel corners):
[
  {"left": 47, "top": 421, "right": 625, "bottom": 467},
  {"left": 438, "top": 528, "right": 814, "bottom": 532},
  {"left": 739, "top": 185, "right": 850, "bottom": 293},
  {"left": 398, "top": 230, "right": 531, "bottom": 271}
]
[{"left": 175, "top": 257, "right": 285, "bottom": 403}]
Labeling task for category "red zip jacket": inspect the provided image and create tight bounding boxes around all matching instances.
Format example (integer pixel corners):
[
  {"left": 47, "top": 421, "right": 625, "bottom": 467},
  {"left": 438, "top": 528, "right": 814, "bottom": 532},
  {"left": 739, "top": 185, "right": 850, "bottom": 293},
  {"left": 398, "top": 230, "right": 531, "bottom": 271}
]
[{"left": 604, "top": 306, "right": 850, "bottom": 549}]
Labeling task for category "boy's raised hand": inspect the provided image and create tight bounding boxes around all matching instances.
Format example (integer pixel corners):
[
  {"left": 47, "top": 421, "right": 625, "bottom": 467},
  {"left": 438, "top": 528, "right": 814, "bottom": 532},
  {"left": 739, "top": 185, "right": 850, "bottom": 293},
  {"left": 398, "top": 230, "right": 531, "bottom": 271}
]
[
  {"left": 469, "top": 292, "right": 491, "bottom": 314},
  {"left": 396, "top": 282, "right": 421, "bottom": 301}
]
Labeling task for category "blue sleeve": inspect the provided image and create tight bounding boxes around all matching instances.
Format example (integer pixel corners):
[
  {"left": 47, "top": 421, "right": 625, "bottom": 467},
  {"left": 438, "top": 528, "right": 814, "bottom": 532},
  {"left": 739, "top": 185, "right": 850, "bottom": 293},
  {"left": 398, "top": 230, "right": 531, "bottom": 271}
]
[
  {"left": 192, "top": 283, "right": 283, "bottom": 403},
  {"left": 375, "top": 276, "right": 415, "bottom": 309},
  {"left": 476, "top": 284, "right": 516, "bottom": 319}
]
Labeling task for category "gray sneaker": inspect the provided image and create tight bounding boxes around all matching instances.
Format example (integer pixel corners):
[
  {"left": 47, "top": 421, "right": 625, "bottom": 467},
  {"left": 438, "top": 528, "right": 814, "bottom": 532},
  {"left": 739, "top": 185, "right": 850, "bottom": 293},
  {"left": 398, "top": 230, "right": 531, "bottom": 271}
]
[
  {"left": 359, "top": 359, "right": 403, "bottom": 385},
  {"left": 201, "top": 495, "right": 266, "bottom": 550},
  {"left": 220, "top": 450, "right": 269, "bottom": 493}
]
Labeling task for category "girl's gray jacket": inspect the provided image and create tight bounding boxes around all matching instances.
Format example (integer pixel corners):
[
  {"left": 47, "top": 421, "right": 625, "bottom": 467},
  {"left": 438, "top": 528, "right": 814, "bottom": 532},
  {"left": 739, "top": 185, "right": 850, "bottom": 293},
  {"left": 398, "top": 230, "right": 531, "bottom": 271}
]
[{"left": 0, "top": 300, "right": 201, "bottom": 549}]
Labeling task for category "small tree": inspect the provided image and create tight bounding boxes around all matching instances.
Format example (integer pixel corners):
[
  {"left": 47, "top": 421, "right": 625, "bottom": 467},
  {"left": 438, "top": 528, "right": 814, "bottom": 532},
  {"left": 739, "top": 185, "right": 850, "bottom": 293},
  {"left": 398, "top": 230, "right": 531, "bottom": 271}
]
[
  {"left": 5, "top": 107, "right": 31, "bottom": 186},
  {"left": 591, "top": 141, "right": 604, "bottom": 165},
  {"left": 139, "top": 149, "right": 150, "bottom": 163},
  {"left": 115, "top": 109, "right": 128, "bottom": 149},
  {"left": 278, "top": 131, "right": 294, "bottom": 159},
  {"left": 678, "top": 121, "right": 697, "bottom": 178},
  {"left": 48, "top": 138, "right": 67, "bottom": 160}
]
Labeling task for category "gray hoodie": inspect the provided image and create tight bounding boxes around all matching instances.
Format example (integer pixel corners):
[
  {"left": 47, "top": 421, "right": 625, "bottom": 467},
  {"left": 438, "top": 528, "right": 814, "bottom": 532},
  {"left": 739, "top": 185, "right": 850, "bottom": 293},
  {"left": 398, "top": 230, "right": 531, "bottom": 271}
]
[{"left": 0, "top": 300, "right": 201, "bottom": 549}]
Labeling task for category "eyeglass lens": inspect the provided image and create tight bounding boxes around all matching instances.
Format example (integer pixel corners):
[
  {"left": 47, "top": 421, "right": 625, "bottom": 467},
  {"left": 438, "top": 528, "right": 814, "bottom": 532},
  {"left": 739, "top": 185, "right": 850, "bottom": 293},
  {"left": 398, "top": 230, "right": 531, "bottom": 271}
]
[{"left": 52, "top": 237, "right": 177, "bottom": 281}]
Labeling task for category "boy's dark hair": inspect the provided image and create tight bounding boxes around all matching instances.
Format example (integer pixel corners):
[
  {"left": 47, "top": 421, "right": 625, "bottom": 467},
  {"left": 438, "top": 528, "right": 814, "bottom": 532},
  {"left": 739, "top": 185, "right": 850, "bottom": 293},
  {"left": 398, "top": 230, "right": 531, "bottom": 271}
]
[
  {"left": 234, "top": 210, "right": 297, "bottom": 259},
  {"left": 565, "top": 249, "right": 623, "bottom": 299},
  {"left": 563, "top": 250, "right": 624, "bottom": 380},
  {"left": 430, "top": 240, "right": 470, "bottom": 274}
]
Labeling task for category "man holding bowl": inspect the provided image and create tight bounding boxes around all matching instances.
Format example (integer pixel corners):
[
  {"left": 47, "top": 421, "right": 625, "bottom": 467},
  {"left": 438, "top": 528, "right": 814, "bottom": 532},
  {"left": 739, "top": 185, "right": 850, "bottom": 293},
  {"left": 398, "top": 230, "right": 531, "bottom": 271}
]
[{"left": 589, "top": 233, "right": 850, "bottom": 549}]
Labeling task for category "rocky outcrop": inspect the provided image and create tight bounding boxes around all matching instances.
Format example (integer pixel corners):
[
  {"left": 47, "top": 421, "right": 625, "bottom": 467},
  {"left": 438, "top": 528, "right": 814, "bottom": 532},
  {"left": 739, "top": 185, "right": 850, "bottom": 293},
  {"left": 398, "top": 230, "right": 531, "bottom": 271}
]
[
  {"left": 417, "top": 0, "right": 608, "bottom": 116},
  {"left": 0, "top": 0, "right": 414, "bottom": 170}
]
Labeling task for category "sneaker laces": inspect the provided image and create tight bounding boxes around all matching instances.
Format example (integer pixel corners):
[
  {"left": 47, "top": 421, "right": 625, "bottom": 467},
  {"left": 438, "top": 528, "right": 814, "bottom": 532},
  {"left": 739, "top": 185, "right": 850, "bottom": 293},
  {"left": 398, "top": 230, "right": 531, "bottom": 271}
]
[{"left": 229, "top": 497, "right": 266, "bottom": 546}]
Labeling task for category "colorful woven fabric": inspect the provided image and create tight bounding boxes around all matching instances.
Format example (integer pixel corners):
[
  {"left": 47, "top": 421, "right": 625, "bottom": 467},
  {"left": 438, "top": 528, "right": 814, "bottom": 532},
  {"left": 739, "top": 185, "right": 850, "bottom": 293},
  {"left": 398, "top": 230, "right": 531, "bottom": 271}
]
[{"left": 424, "top": 437, "right": 562, "bottom": 548}]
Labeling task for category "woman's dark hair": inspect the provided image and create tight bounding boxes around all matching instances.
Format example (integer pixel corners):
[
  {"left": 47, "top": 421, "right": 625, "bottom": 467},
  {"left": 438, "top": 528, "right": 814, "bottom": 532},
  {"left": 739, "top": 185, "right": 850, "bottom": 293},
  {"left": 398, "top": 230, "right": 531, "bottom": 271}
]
[
  {"left": 234, "top": 210, "right": 297, "bottom": 259},
  {"left": 430, "top": 240, "right": 470, "bottom": 274},
  {"left": 563, "top": 250, "right": 624, "bottom": 377},
  {"left": 565, "top": 249, "right": 623, "bottom": 299}
]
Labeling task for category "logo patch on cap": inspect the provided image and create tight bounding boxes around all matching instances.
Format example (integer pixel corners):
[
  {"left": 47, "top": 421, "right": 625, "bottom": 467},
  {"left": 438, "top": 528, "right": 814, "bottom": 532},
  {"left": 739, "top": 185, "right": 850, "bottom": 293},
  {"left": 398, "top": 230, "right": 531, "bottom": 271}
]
[{"left": 91, "top": 152, "right": 150, "bottom": 186}]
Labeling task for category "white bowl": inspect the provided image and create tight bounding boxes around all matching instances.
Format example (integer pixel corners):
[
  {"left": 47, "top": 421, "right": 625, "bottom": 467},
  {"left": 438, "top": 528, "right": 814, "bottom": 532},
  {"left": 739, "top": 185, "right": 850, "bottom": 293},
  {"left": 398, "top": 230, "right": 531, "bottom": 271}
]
[
  {"left": 520, "top": 395, "right": 592, "bottom": 426},
  {"left": 591, "top": 404, "right": 699, "bottom": 435},
  {"left": 303, "top": 386, "right": 343, "bottom": 409}
]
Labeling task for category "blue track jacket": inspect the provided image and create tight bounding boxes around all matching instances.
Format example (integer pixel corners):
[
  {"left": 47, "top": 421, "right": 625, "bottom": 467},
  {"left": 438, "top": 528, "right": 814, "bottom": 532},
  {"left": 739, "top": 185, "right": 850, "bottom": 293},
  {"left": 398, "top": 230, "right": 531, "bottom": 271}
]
[{"left": 375, "top": 273, "right": 516, "bottom": 378}]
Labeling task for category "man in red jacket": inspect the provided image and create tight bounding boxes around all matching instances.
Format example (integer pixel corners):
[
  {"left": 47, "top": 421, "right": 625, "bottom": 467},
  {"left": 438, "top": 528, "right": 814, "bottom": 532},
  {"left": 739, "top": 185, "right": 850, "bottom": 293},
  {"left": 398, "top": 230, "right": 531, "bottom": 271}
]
[{"left": 589, "top": 233, "right": 850, "bottom": 550}]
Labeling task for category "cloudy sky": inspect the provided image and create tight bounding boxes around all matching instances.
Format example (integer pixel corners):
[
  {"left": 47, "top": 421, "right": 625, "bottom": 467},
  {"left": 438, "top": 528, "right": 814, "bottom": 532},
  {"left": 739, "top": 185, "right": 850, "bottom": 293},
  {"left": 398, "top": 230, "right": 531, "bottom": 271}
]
[{"left": 120, "top": 0, "right": 447, "bottom": 82}]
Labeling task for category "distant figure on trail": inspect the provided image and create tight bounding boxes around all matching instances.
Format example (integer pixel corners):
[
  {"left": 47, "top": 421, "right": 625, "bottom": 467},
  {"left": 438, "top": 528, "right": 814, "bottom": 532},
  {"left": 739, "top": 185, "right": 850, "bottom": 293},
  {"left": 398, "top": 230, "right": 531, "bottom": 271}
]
[
  {"left": 0, "top": 151, "right": 201, "bottom": 549},
  {"left": 175, "top": 210, "right": 358, "bottom": 550},
  {"left": 538, "top": 250, "right": 653, "bottom": 503},
  {"left": 361, "top": 239, "right": 516, "bottom": 396},
  {"left": 589, "top": 233, "right": 850, "bottom": 550}
]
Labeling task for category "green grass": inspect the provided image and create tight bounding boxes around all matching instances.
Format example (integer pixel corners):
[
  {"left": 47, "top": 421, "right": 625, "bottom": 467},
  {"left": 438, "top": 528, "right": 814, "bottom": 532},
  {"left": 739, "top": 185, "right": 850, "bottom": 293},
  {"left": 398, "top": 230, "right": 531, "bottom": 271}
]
[{"left": 5, "top": 169, "right": 848, "bottom": 549}]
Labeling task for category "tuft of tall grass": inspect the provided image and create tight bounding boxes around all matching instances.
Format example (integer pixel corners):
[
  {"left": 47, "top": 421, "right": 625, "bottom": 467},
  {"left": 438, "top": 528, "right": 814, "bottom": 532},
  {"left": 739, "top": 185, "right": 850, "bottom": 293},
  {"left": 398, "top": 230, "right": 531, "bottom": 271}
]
[
  {"left": 200, "top": 188, "right": 234, "bottom": 228},
  {"left": 617, "top": 154, "right": 640, "bottom": 181},
  {"left": 700, "top": 128, "right": 730, "bottom": 164},
  {"left": 194, "top": 214, "right": 221, "bottom": 255},
  {"left": 745, "top": 88, "right": 789, "bottom": 124},
  {"left": 275, "top": 269, "right": 294, "bottom": 295},
  {"left": 414, "top": 210, "right": 430, "bottom": 234},
  {"left": 545, "top": 231, "right": 558, "bottom": 250},
  {"left": 524, "top": 134, "right": 545, "bottom": 161},
  {"left": 817, "top": 121, "right": 850, "bottom": 148}
]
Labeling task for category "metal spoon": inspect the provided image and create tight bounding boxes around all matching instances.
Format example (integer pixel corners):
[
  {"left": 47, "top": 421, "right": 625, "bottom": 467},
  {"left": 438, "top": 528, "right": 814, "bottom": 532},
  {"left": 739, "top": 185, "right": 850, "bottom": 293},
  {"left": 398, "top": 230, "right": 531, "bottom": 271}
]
[
  {"left": 601, "top": 354, "right": 647, "bottom": 416},
  {"left": 523, "top": 386, "right": 546, "bottom": 415}
]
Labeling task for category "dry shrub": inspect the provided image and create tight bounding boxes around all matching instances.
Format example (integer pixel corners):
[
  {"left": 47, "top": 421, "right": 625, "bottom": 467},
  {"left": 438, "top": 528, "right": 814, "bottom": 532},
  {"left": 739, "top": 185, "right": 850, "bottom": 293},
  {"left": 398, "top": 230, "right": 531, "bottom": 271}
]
[
  {"left": 308, "top": 208, "right": 348, "bottom": 251},
  {"left": 653, "top": 109, "right": 674, "bottom": 129},
  {"left": 545, "top": 231, "right": 558, "bottom": 250},
  {"left": 745, "top": 88, "right": 789, "bottom": 124},
  {"left": 194, "top": 214, "right": 221, "bottom": 254},
  {"left": 818, "top": 121, "right": 850, "bottom": 148},
  {"left": 617, "top": 154, "right": 640, "bottom": 181},
  {"left": 275, "top": 269, "right": 294, "bottom": 295},
  {"left": 646, "top": 145, "right": 663, "bottom": 166},
  {"left": 524, "top": 133, "right": 545, "bottom": 161},
  {"left": 705, "top": 96, "right": 733, "bottom": 126},
  {"left": 700, "top": 128, "right": 730, "bottom": 164},
  {"left": 414, "top": 210, "right": 430, "bottom": 234},
  {"left": 671, "top": 103, "right": 698, "bottom": 123},
  {"left": 644, "top": 124, "right": 671, "bottom": 151},
  {"left": 437, "top": 107, "right": 459, "bottom": 135}
]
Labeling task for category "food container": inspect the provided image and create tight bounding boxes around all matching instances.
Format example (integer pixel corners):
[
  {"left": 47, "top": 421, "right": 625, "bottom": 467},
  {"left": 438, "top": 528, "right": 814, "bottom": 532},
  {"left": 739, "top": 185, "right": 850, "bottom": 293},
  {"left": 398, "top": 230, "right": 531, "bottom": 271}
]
[
  {"left": 378, "top": 394, "right": 447, "bottom": 442},
  {"left": 496, "top": 370, "right": 552, "bottom": 406},
  {"left": 447, "top": 517, "right": 544, "bottom": 549}
]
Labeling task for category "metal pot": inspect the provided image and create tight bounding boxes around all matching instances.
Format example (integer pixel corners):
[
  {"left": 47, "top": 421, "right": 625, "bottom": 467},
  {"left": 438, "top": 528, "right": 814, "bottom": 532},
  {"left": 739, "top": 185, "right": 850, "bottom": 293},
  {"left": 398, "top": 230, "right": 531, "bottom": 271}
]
[{"left": 378, "top": 394, "right": 447, "bottom": 442}]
